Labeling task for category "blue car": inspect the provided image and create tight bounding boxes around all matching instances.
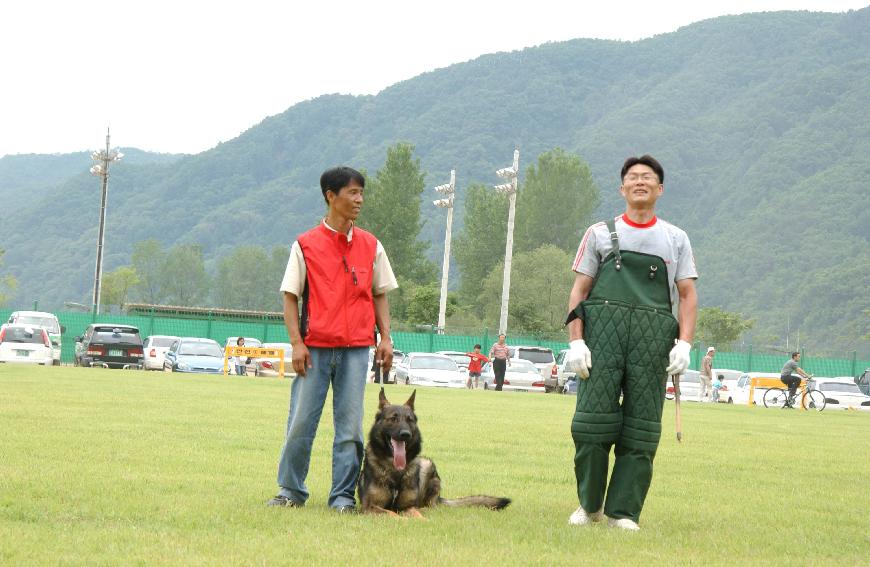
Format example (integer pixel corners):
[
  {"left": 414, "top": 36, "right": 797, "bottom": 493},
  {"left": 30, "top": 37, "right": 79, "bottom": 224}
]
[{"left": 163, "top": 337, "right": 225, "bottom": 374}]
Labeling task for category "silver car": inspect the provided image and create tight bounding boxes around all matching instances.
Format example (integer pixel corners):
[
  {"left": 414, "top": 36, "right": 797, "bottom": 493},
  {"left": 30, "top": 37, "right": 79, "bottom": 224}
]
[
  {"left": 394, "top": 352, "right": 465, "bottom": 388},
  {"left": 482, "top": 359, "right": 546, "bottom": 392}
]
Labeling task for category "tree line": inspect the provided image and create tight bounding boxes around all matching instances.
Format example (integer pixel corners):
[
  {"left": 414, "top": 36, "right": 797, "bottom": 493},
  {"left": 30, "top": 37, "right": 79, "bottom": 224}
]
[{"left": 97, "top": 142, "right": 754, "bottom": 344}]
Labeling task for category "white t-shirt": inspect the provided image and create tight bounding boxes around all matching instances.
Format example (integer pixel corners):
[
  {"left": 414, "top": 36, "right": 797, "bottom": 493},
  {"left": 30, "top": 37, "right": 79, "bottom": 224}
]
[
  {"left": 572, "top": 214, "right": 697, "bottom": 308},
  {"left": 279, "top": 220, "right": 399, "bottom": 297}
]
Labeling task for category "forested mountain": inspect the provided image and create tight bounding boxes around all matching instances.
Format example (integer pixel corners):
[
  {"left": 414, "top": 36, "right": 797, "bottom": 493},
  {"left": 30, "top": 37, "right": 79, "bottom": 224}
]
[{"left": 1, "top": 8, "right": 869, "bottom": 356}]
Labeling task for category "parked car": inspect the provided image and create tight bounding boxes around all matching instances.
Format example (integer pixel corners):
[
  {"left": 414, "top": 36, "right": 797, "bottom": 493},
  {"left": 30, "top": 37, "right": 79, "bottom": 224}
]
[
  {"left": 7, "top": 310, "right": 64, "bottom": 365},
  {"left": 555, "top": 348, "right": 578, "bottom": 391},
  {"left": 367, "top": 348, "right": 405, "bottom": 384},
  {"left": 253, "top": 342, "right": 295, "bottom": 377},
  {"left": 73, "top": 324, "right": 144, "bottom": 369},
  {"left": 809, "top": 377, "right": 870, "bottom": 410},
  {"left": 508, "top": 345, "right": 560, "bottom": 392},
  {"left": 711, "top": 368, "right": 744, "bottom": 403},
  {"left": 666, "top": 370, "right": 701, "bottom": 401},
  {"left": 482, "top": 359, "right": 546, "bottom": 393},
  {"left": 435, "top": 350, "right": 471, "bottom": 373},
  {"left": 393, "top": 352, "right": 465, "bottom": 388},
  {"left": 856, "top": 368, "right": 870, "bottom": 396},
  {"left": 0, "top": 324, "right": 54, "bottom": 365},
  {"left": 163, "top": 337, "right": 225, "bottom": 374},
  {"left": 723, "top": 372, "right": 784, "bottom": 405},
  {"left": 142, "top": 335, "right": 180, "bottom": 371}
]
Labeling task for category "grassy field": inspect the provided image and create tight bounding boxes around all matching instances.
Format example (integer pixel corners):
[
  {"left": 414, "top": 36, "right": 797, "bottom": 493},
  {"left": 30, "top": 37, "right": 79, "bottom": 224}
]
[{"left": 1, "top": 365, "right": 868, "bottom": 566}]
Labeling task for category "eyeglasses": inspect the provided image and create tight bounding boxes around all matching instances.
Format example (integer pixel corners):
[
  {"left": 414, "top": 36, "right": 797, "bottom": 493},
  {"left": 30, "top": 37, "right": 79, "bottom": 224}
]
[{"left": 623, "top": 173, "right": 659, "bottom": 183}]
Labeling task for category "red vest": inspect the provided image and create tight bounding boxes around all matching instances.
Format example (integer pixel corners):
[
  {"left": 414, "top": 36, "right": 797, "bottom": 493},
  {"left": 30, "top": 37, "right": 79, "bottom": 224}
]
[{"left": 298, "top": 223, "right": 377, "bottom": 347}]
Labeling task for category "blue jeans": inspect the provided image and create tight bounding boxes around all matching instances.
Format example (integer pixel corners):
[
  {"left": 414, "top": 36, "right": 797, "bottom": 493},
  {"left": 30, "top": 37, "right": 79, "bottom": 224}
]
[{"left": 276, "top": 346, "right": 368, "bottom": 508}]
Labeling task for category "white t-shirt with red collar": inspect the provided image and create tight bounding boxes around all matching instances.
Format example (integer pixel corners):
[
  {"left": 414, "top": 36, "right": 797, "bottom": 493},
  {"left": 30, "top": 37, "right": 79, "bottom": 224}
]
[{"left": 572, "top": 214, "right": 697, "bottom": 308}]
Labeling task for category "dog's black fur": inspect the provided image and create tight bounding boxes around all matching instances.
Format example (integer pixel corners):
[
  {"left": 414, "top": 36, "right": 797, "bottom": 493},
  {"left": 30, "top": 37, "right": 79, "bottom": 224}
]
[{"left": 358, "top": 388, "right": 511, "bottom": 515}]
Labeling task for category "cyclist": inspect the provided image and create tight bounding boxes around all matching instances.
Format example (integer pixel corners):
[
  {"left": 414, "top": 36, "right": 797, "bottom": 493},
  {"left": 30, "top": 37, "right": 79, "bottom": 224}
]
[{"left": 780, "top": 352, "right": 812, "bottom": 407}]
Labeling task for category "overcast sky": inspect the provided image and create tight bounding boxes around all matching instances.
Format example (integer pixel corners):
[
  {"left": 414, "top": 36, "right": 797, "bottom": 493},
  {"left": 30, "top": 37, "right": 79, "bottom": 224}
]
[{"left": 1, "top": 0, "right": 866, "bottom": 158}]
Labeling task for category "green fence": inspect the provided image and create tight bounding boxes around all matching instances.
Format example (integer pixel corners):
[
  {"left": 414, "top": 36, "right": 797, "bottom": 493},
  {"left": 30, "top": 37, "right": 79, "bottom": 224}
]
[{"left": 1, "top": 309, "right": 867, "bottom": 377}]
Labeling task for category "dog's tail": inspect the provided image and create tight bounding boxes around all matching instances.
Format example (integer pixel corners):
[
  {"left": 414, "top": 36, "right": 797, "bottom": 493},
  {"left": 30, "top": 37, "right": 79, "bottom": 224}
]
[{"left": 439, "top": 495, "right": 511, "bottom": 510}]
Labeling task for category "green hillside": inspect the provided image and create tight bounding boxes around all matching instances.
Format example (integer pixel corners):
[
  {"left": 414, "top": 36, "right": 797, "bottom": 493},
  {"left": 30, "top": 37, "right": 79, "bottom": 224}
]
[{"left": 1, "top": 8, "right": 868, "bottom": 356}]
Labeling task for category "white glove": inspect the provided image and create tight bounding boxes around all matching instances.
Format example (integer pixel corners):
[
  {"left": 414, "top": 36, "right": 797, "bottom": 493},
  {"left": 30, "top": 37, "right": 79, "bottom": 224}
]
[
  {"left": 666, "top": 340, "right": 692, "bottom": 375},
  {"left": 565, "top": 339, "right": 592, "bottom": 379}
]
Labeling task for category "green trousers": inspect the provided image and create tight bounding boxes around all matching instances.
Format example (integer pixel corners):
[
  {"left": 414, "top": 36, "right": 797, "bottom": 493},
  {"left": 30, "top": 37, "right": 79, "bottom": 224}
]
[{"left": 570, "top": 300, "right": 678, "bottom": 523}]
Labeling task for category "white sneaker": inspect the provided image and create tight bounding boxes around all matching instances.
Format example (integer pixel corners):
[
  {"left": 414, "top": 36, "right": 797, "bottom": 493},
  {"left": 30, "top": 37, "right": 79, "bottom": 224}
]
[
  {"left": 607, "top": 517, "right": 640, "bottom": 531},
  {"left": 568, "top": 505, "right": 603, "bottom": 525}
]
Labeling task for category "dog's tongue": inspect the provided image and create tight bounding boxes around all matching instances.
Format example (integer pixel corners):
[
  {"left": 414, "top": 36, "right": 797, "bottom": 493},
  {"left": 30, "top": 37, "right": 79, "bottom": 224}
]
[{"left": 391, "top": 439, "right": 407, "bottom": 470}]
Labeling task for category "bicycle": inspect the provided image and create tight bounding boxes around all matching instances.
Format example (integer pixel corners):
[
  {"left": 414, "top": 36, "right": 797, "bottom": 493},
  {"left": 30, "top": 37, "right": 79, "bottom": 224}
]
[{"left": 762, "top": 376, "right": 826, "bottom": 411}]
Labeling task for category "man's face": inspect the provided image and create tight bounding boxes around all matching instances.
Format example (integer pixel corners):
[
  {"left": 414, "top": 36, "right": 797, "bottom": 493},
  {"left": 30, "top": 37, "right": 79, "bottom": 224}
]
[
  {"left": 327, "top": 180, "right": 364, "bottom": 220},
  {"left": 794, "top": 354, "right": 801, "bottom": 362},
  {"left": 619, "top": 164, "right": 663, "bottom": 208}
]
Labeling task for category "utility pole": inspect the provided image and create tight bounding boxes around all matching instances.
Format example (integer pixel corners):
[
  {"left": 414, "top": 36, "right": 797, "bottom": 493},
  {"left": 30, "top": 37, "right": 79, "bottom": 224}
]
[
  {"left": 433, "top": 170, "right": 456, "bottom": 334},
  {"left": 89, "top": 128, "right": 123, "bottom": 317},
  {"left": 494, "top": 148, "right": 519, "bottom": 335}
]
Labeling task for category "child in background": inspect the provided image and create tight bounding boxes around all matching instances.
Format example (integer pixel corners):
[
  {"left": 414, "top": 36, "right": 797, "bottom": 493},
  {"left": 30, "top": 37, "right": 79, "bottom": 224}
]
[
  {"left": 711, "top": 373, "right": 724, "bottom": 403},
  {"left": 464, "top": 344, "right": 490, "bottom": 389}
]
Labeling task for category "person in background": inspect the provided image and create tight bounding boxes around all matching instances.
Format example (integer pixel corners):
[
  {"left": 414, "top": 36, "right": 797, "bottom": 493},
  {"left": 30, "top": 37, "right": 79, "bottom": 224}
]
[
  {"left": 780, "top": 352, "right": 812, "bottom": 408},
  {"left": 234, "top": 337, "right": 250, "bottom": 376},
  {"left": 699, "top": 346, "right": 715, "bottom": 402},
  {"left": 465, "top": 344, "right": 490, "bottom": 389},
  {"left": 711, "top": 373, "right": 724, "bottom": 403},
  {"left": 488, "top": 334, "right": 511, "bottom": 391}
]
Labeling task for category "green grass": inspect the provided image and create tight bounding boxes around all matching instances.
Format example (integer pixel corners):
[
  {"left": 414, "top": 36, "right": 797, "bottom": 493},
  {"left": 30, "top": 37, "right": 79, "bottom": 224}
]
[{"left": 1, "top": 365, "right": 868, "bottom": 566}]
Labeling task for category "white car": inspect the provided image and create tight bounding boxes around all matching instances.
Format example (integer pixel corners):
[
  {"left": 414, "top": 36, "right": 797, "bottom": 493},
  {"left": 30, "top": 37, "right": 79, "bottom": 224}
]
[
  {"left": 508, "top": 345, "right": 560, "bottom": 392},
  {"left": 394, "top": 352, "right": 465, "bottom": 388},
  {"left": 482, "top": 358, "right": 546, "bottom": 392},
  {"left": 435, "top": 350, "right": 471, "bottom": 373},
  {"left": 6, "top": 311, "right": 64, "bottom": 365},
  {"left": 666, "top": 370, "right": 702, "bottom": 401},
  {"left": 253, "top": 342, "right": 295, "bottom": 377},
  {"left": 142, "top": 335, "right": 180, "bottom": 371},
  {"left": 0, "top": 324, "right": 54, "bottom": 365},
  {"left": 810, "top": 377, "right": 870, "bottom": 410},
  {"left": 725, "top": 372, "right": 784, "bottom": 405}
]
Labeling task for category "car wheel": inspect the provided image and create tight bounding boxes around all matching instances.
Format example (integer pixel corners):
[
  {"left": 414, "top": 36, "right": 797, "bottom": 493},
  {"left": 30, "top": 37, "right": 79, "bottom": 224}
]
[
  {"left": 727, "top": 397, "right": 733, "bottom": 404},
  {"left": 405, "top": 377, "right": 410, "bottom": 385},
  {"left": 73, "top": 357, "right": 79, "bottom": 367},
  {"left": 484, "top": 382, "right": 489, "bottom": 390}
]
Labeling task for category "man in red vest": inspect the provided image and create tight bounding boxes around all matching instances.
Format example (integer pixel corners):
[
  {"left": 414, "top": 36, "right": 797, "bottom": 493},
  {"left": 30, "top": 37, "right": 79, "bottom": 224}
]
[{"left": 268, "top": 166, "right": 398, "bottom": 513}]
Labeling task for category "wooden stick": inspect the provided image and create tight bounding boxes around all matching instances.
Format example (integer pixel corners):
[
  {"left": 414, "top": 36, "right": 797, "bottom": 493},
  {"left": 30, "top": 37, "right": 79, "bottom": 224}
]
[{"left": 672, "top": 374, "right": 682, "bottom": 443}]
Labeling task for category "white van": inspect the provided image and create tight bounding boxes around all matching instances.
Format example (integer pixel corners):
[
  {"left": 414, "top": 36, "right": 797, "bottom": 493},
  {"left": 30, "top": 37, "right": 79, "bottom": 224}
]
[
  {"left": 7, "top": 311, "right": 64, "bottom": 365},
  {"left": 508, "top": 345, "right": 559, "bottom": 392}
]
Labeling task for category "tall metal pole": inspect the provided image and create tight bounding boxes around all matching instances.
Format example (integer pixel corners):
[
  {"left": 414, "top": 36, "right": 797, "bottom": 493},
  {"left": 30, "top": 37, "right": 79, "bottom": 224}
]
[
  {"left": 433, "top": 170, "right": 456, "bottom": 333},
  {"left": 90, "top": 128, "right": 123, "bottom": 317},
  {"left": 494, "top": 149, "right": 519, "bottom": 335}
]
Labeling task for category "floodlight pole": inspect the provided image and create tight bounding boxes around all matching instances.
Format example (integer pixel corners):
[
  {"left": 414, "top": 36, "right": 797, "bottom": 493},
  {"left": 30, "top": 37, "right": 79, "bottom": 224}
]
[
  {"left": 433, "top": 170, "right": 456, "bottom": 333},
  {"left": 494, "top": 149, "right": 520, "bottom": 336},
  {"left": 89, "top": 128, "right": 123, "bottom": 317}
]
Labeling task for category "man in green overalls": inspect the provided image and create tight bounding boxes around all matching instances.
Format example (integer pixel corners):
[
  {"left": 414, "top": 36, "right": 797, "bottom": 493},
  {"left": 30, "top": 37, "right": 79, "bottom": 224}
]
[{"left": 564, "top": 155, "right": 698, "bottom": 531}]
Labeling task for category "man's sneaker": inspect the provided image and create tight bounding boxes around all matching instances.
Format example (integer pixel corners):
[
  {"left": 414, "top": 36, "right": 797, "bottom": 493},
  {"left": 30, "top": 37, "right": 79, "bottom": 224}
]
[
  {"left": 568, "top": 505, "right": 603, "bottom": 525},
  {"left": 266, "top": 495, "right": 303, "bottom": 508},
  {"left": 607, "top": 517, "right": 640, "bottom": 531},
  {"left": 334, "top": 505, "right": 357, "bottom": 514}
]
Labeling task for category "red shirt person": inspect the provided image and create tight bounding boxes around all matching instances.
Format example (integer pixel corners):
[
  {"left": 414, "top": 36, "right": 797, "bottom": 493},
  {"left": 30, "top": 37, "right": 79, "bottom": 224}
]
[{"left": 465, "top": 344, "right": 490, "bottom": 389}]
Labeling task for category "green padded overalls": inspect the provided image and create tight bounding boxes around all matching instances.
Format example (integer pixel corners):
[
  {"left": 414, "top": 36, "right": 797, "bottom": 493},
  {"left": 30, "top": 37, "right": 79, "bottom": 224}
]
[{"left": 567, "top": 219, "right": 679, "bottom": 523}]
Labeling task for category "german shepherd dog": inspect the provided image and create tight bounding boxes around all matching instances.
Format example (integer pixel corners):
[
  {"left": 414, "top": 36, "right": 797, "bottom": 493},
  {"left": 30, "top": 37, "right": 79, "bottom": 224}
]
[{"left": 358, "top": 388, "right": 511, "bottom": 517}]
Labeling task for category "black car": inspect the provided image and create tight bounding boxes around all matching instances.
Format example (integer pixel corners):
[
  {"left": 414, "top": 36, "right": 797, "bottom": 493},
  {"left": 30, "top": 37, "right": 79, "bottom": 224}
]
[{"left": 74, "top": 324, "right": 144, "bottom": 369}]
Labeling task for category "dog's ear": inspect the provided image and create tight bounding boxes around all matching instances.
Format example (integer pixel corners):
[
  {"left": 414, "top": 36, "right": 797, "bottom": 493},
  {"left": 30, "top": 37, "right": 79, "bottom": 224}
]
[
  {"left": 405, "top": 389, "right": 416, "bottom": 410},
  {"left": 378, "top": 387, "right": 390, "bottom": 409}
]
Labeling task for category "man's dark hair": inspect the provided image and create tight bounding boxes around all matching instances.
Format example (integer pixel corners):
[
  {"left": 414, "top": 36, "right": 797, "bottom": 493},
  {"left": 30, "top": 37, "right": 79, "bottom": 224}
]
[
  {"left": 474, "top": 344, "right": 481, "bottom": 349},
  {"left": 320, "top": 166, "right": 365, "bottom": 204},
  {"left": 791, "top": 352, "right": 800, "bottom": 359},
  {"left": 621, "top": 155, "right": 664, "bottom": 184}
]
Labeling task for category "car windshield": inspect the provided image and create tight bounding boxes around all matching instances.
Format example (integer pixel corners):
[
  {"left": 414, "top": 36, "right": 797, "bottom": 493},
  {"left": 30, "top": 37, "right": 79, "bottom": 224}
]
[
  {"left": 682, "top": 372, "right": 700, "bottom": 383},
  {"left": 819, "top": 382, "right": 861, "bottom": 394},
  {"left": 441, "top": 353, "right": 469, "bottom": 365},
  {"left": 509, "top": 360, "right": 538, "bottom": 373},
  {"left": 410, "top": 356, "right": 458, "bottom": 371},
  {"left": 2, "top": 326, "right": 45, "bottom": 344},
  {"left": 228, "top": 338, "right": 262, "bottom": 348},
  {"left": 150, "top": 337, "right": 176, "bottom": 348},
  {"left": 93, "top": 328, "right": 142, "bottom": 344},
  {"left": 515, "top": 348, "right": 554, "bottom": 364},
  {"left": 15, "top": 315, "right": 60, "bottom": 334},
  {"left": 179, "top": 342, "right": 222, "bottom": 357}
]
